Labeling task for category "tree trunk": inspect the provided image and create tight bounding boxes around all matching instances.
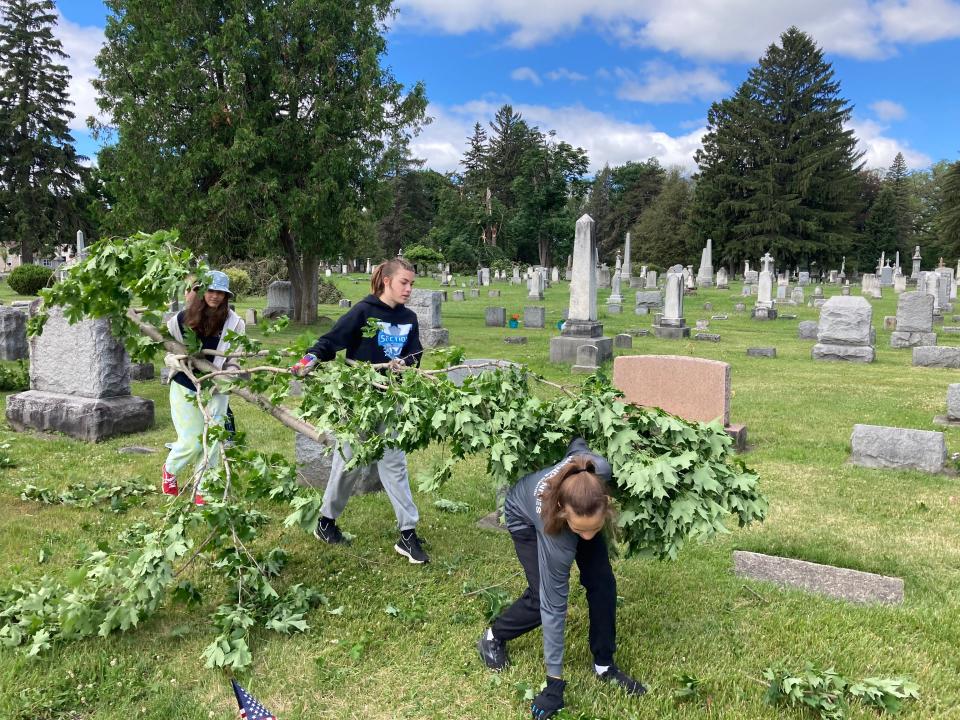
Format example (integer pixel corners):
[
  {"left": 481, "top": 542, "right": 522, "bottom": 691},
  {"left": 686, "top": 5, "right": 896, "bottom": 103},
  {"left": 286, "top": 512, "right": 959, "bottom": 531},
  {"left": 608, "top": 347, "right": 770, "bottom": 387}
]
[
  {"left": 278, "top": 226, "right": 317, "bottom": 325},
  {"left": 538, "top": 237, "right": 549, "bottom": 267},
  {"left": 20, "top": 238, "right": 33, "bottom": 265}
]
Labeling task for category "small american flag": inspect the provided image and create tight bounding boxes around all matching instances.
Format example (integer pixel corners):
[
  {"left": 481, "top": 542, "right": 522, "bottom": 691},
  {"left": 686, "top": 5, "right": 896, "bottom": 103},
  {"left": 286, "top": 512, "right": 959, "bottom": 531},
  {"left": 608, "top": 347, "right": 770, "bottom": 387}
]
[{"left": 231, "top": 679, "right": 277, "bottom": 720}]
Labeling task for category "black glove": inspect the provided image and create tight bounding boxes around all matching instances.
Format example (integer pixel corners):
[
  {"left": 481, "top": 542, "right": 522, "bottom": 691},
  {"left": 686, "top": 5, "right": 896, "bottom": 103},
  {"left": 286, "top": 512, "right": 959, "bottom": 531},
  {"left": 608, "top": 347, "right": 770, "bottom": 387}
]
[{"left": 531, "top": 677, "right": 566, "bottom": 719}]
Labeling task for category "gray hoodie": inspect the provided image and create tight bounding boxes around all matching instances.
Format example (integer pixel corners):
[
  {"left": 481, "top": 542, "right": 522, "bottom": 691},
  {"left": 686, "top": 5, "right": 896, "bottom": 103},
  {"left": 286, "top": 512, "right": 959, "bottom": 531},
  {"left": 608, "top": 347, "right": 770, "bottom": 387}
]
[{"left": 502, "top": 438, "right": 612, "bottom": 677}]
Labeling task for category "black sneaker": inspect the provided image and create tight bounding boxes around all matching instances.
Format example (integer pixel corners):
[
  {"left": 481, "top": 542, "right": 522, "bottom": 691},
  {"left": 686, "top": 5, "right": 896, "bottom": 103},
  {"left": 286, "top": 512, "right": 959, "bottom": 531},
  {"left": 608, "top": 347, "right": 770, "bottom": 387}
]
[
  {"left": 394, "top": 530, "right": 429, "bottom": 564},
  {"left": 313, "top": 518, "right": 349, "bottom": 545},
  {"left": 598, "top": 665, "right": 647, "bottom": 696},
  {"left": 476, "top": 630, "right": 509, "bottom": 671}
]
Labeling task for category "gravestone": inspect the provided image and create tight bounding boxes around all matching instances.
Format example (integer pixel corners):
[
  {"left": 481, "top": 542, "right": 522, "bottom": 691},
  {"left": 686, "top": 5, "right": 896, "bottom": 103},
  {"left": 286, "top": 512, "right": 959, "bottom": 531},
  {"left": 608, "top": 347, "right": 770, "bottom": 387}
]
[
  {"left": 734, "top": 302, "right": 746, "bottom": 313},
  {"left": 798, "top": 271, "right": 810, "bottom": 286},
  {"left": 485, "top": 307, "right": 506, "bottom": 327},
  {"left": 747, "top": 347, "right": 776, "bottom": 358},
  {"left": 694, "top": 333, "right": 721, "bottom": 342},
  {"left": 0, "top": 306, "right": 28, "bottom": 360},
  {"left": 407, "top": 289, "right": 449, "bottom": 348},
  {"left": 295, "top": 432, "right": 382, "bottom": 493},
  {"left": 244, "top": 308, "right": 258, "bottom": 325},
  {"left": 129, "top": 362, "right": 155, "bottom": 381},
  {"left": 812, "top": 296, "right": 875, "bottom": 363},
  {"left": 264, "top": 281, "right": 293, "bottom": 318},
  {"left": 6, "top": 305, "right": 154, "bottom": 442},
  {"left": 614, "top": 333, "right": 632, "bottom": 349},
  {"left": 696, "top": 238, "right": 714, "bottom": 287},
  {"left": 572, "top": 344, "right": 599, "bottom": 374},
  {"left": 715, "top": 267, "right": 729, "bottom": 289},
  {"left": 850, "top": 424, "right": 946, "bottom": 473},
  {"left": 488, "top": 290, "right": 500, "bottom": 298},
  {"left": 645, "top": 270, "right": 657, "bottom": 289},
  {"left": 523, "top": 306, "right": 546, "bottom": 329},
  {"left": 797, "top": 320, "right": 818, "bottom": 340},
  {"left": 622, "top": 233, "right": 632, "bottom": 287},
  {"left": 480, "top": 268, "right": 491, "bottom": 286},
  {"left": 612, "top": 355, "right": 746, "bottom": 449},
  {"left": 947, "top": 384, "right": 960, "bottom": 421},
  {"left": 653, "top": 270, "right": 690, "bottom": 339},
  {"left": 733, "top": 551, "right": 903, "bottom": 605},
  {"left": 453, "top": 290, "right": 465, "bottom": 301},
  {"left": 790, "top": 287, "right": 804, "bottom": 304},
  {"left": 890, "top": 291, "right": 936, "bottom": 348},
  {"left": 634, "top": 291, "right": 661, "bottom": 315},
  {"left": 469, "top": 288, "right": 479, "bottom": 298},
  {"left": 504, "top": 336, "right": 527, "bottom": 345},
  {"left": 526, "top": 273, "right": 543, "bottom": 301},
  {"left": 339, "top": 299, "right": 351, "bottom": 308},
  {"left": 550, "top": 215, "right": 613, "bottom": 364},
  {"left": 912, "top": 346, "right": 960, "bottom": 368}
]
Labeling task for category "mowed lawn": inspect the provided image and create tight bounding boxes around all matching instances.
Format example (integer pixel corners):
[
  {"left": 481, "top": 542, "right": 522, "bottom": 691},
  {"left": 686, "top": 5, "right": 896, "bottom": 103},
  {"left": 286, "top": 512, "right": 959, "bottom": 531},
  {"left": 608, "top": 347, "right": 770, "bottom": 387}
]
[{"left": 2, "top": 273, "right": 960, "bottom": 719}]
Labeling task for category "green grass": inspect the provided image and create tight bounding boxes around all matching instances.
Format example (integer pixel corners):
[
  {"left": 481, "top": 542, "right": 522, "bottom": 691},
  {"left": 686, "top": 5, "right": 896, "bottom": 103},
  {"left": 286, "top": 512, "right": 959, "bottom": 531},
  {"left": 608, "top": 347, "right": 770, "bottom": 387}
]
[{"left": 3, "top": 274, "right": 960, "bottom": 719}]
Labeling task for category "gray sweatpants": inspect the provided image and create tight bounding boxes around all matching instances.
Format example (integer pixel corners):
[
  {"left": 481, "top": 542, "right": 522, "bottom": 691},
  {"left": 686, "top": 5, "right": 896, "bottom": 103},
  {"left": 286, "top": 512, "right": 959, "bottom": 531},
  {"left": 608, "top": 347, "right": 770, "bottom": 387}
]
[{"left": 319, "top": 435, "right": 420, "bottom": 532}]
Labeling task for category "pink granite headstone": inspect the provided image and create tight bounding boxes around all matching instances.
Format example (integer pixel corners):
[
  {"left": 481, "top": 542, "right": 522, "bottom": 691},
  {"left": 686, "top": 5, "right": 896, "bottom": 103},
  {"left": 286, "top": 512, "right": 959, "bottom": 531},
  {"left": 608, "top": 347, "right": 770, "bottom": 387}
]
[{"left": 612, "top": 355, "right": 730, "bottom": 425}]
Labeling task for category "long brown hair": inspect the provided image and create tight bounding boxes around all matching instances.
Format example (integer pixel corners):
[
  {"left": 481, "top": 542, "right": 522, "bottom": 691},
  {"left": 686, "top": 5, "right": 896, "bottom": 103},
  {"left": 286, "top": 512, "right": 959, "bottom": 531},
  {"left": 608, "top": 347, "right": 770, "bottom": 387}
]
[
  {"left": 371, "top": 257, "right": 415, "bottom": 296},
  {"left": 538, "top": 455, "right": 614, "bottom": 535},
  {"left": 183, "top": 289, "right": 229, "bottom": 338}
]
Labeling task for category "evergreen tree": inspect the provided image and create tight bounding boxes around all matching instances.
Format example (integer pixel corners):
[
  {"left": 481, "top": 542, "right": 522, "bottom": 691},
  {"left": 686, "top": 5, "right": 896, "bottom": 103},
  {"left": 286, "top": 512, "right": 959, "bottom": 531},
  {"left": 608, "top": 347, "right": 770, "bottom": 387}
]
[
  {"left": 885, "top": 151, "right": 913, "bottom": 255},
  {"left": 585, "top": 165, "right": 613, "bottom": 248},
  {"left": 632, "top": 169, "right": 693, "bottom": 267},
  {"left": 0, "top": 0, "right": 87, "bottom": 263},
  {"left": 93, "top": 0, "right": 426, "bottom": 324},
  {"left": 862, "top": 186, "right": 899, "bottom": 270},
  {"left": 601, "top": 159, "right": 665, "bottom": 257},
  {"left": 938, "top": 161, "right": 960, "bottom": 258},
  {"left": 690, "top": 27, "right": 862, "bottom": 270}
]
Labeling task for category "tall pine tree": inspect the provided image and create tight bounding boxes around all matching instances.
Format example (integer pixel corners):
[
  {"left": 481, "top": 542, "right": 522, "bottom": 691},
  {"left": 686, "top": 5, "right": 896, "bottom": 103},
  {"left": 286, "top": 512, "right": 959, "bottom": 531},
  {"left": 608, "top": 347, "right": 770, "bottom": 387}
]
[
  {"left": 0, "top": 0, "right": 87, "bottom": 264},
  {"left": 885, "top": 151, "right": 914, "bottom": 256},
  {"left": 690, "top": 27, "right": 862, "bottom": 270},
  {"left": 938, "top": 161, "right": 960, "bottom": 258}
]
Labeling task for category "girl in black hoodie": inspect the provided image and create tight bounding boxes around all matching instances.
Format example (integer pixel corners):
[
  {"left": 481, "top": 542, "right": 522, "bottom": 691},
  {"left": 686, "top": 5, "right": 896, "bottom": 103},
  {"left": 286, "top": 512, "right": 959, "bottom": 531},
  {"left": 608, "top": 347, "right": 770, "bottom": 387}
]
[{"left": 290, "top": 258, "right": 428, "bottom": 563}]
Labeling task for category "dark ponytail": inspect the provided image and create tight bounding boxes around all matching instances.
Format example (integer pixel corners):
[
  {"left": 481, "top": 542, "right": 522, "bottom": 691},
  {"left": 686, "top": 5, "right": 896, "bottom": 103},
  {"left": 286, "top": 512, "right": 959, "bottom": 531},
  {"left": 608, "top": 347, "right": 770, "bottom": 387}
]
[
  {"left": 538, "top": 455, "right": 613, "bottom": 535},
  {"left": 371, "top": 257, "right": 415, "bottom": 296}
]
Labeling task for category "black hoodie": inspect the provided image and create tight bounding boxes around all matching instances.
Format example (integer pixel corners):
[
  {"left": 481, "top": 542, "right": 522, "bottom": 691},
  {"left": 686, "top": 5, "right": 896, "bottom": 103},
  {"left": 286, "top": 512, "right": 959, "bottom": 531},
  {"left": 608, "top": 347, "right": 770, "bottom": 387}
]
[{"left": 307, "top": 294, "right": 423, "bottom": 366}]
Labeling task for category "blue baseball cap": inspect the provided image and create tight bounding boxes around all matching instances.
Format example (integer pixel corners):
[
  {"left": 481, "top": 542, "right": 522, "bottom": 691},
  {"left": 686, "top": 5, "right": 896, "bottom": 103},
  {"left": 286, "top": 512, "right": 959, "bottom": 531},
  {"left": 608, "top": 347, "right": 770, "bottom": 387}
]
[{"left": 206, "top": 270, "right": 233, "bottom": 297}]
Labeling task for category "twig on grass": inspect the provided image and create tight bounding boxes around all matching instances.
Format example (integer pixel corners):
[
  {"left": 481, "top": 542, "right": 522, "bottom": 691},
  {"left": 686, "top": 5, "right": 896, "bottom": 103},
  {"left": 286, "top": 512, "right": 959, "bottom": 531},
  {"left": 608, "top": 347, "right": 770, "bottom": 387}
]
[{"left": 462, "top": 571, "right": 523, "bottom": 597}]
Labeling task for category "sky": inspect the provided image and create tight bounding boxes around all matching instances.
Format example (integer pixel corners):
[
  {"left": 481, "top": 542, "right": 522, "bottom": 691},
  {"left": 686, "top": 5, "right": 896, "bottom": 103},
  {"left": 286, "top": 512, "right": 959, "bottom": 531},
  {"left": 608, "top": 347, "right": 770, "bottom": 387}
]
[{"left": 54, "top": 0, "right": 960, "bottom": 176}]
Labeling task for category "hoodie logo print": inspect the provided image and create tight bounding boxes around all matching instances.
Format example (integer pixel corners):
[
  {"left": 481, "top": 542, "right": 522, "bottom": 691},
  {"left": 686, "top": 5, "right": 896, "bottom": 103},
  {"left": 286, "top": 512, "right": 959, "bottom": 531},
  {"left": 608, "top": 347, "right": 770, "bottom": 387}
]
[{"left": 376, "top": 322, "right": 412, "bottom": 360}]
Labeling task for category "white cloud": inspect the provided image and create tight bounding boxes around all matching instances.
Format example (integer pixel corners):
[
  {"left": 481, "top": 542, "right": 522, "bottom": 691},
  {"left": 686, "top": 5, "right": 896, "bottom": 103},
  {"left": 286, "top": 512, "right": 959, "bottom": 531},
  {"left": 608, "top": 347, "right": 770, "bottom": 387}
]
[
  {"left": 870, "top": 99, "right": 907, "bottom": 121},
  {"left": 409, "top": 100, "right": 705, "bottom": 174},
  {"left": 510, "top": 66, "right": 542, "bottom": 85},
  {"left": 53, "top": 12, "right": 107, "bottom": 132},
  {"left": 616, "top": 62, "right": 729, "bottom": 103},
  {"left": 878, "top": 0, "right": 960, "bottom": 42},
  {"left": 545, "top": 67, "right": 588, "bottom": 82},
  {"left": 849, "top": 117, "right": 931, "bottom": 169},
  {"left": 396, "top": 0, "right": 960, "bottom": 59}
]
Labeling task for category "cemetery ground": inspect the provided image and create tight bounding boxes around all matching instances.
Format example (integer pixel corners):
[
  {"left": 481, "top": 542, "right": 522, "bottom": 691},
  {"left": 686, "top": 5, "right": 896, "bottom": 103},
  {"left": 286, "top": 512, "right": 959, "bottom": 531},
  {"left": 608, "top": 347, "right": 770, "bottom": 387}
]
[{"left": 1, "top": 277, "right": 960, "bottom": 719}]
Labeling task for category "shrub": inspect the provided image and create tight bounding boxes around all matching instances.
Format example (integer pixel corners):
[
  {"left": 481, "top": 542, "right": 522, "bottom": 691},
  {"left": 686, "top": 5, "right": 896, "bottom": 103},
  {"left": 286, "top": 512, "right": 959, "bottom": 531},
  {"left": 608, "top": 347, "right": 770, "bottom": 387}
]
[
  {"left": 219, "top": 258, "right": 288, "bottom": 295},
  {"left": 223, "top": 267, "right": 252, "bottom": 299},
  {"left": 0, "top": 361, "right": 28, "bottom": 392},
  {"left": 7, "top": 264, "right": 53, "bottom": 296}
]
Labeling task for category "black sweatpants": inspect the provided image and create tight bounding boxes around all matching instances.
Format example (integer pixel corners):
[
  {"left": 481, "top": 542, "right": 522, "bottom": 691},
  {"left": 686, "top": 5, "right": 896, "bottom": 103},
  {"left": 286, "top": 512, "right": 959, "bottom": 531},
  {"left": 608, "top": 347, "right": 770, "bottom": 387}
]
[{"left": 491, "top": 527, "right": 616, "bottom": 667}]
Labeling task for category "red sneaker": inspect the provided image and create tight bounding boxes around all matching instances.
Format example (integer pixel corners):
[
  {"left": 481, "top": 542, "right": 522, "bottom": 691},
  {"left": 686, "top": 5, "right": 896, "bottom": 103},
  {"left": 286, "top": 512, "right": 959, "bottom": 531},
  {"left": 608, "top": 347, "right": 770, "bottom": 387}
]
[{"left": 161, "top": 465, "right": 178, "bottom": 496}]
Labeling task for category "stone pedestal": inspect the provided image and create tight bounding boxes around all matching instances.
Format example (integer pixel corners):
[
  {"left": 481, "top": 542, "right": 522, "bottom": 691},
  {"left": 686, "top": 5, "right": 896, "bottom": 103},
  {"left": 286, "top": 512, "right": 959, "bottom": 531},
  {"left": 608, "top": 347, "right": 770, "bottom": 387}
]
[
  {"left": 6, "top": 392, "right": 154, "bottom": 443},
  {"left": 549, "top": 333, "right": 613, "bottom": 363},
  {"left": 652, "top": 319, "right": 691, "bottom": 339}
]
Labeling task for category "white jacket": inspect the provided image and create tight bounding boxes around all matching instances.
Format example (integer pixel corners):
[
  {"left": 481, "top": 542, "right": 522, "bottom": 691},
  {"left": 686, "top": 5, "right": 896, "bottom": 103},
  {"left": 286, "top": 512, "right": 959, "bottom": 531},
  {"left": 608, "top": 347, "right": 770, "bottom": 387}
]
[{"left": 166, "top": 309, "right": 245, "bottom": 370}]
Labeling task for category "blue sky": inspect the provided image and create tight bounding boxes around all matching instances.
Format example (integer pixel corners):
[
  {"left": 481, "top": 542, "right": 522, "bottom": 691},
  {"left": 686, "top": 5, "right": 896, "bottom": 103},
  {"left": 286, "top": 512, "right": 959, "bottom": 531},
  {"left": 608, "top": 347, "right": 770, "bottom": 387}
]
[{"left": 55, "top": 0, "right": 960, "bottom": 174}]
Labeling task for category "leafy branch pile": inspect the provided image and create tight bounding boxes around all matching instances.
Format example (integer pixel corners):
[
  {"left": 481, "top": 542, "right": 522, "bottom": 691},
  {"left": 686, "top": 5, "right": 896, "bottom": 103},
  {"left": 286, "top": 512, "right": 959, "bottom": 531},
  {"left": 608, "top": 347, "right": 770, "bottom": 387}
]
[
  {"left": 1, "top": 230, "right": 767, "bottom": 669},
  {"left": 764, "top": 663, "right": 920, "bottom": 719},
  {"left": 20, "top": 478, "right": 155, "bottom": 513}
]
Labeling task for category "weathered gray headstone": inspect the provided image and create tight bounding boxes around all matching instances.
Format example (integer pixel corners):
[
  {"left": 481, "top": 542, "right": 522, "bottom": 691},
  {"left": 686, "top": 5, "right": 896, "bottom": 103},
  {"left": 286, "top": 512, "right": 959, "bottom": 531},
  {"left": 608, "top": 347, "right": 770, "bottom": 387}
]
[
  {"left": 798, "top": 320, "right": 818, "bottom": 340},
  {"left": 488, "top": 290, "right": 500, "bottom": 298},
  {"left": 338, "top": 299, "right": 351, "bottom": 308},
  {"left": 912, "top": 346, "right": 960, "bottom": 368},
  {"left": 733, "top": 551, "right": 903, "bottom": 605},
  {"left": 485, "top": 307, "right": 506, "bottom": 327},
  {"left": 0, "top": 306, "right": 28, "bottom": 360},
  {"left": 264, "top": 281, "right": 293, "bottom": 318},
  {"left": 6, "top": 305, "right": 154, "bottom": 442},
  {"left": 850, "top": 424, "right": 946, "bottom": 473},
  {"left": 295, "top": 432, "right": 382, "bottom": 492},
  {"left": 812, "top": 296, "right": 874, "bottom": 363},
  {"left": 244, "top": 308, "right": 258, "bottom": 325},
  {"left": 694, "top": 333, "right": 721, "bottom": 342},
  {"left": 452, "top": 290, "right": 465, "bottom": 301},
  {"left": 572, "top": 344, "right": 599, "bottom": 373},
  {"left": 948, "top": 384, "right": 960, "bottom": 421},
  {"left": 129, "top": 362, "right": 155, "bottom": 381},
  {"left": 895, "top": 291, "right": 934, "bottom": 332},
  {"left": 634, "top": 290, "right": 661, "bottom": 315},
  {"left": 406, "top": 289, "right": 449, "bottom": 348},
  {"left": 746, "top": 347, "right": 776, "bottom": 358},
  {"left": 503, "top": 336, "right": 527, "bottom": 345},
  {"left": 523, "top": 306, "right": 545, "bottom": 329},
  {"left": 614, "top": 333, "right": 632, "bottom": 349}
]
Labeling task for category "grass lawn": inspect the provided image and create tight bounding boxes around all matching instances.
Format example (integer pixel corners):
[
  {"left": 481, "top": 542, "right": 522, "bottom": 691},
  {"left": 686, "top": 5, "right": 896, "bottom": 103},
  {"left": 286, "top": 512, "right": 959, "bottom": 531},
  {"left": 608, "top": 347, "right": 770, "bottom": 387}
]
[{"left": 2, "top": 273, "right": 960, "bottom": 719}]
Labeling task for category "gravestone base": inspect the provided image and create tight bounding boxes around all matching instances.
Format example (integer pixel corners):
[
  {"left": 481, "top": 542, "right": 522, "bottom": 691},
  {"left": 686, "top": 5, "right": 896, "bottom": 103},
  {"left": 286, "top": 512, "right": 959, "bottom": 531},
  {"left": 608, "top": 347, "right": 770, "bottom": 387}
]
[
  {"left": 652, "top": 324, "right": 691, "bottom": 339},
  {"left": 751, "top": 306, "right": 777, "bottom": 320},
  {"left": 294, "top": 432, "right": 383, "bottom": 493},
  {"left": 725, "top": 423, "right": 748, "bottom": 452},
  {"left": 606, "top": 304, "right": 622, "bottom": 314},
  {"left": 549, "top": 335, "right": 613, "bottom": 364},
  {"left": 890, "top": 331, "right": 937, "bottom": 348},
  {"left": 421, "top": 328, "right": 449, "bottom": 348},
  {"left": 811, "top": 344, "right": 875, "bottom": 363},
  {"left": 6, "top": 391, "right": 154, "bottom": 443},
  {"left": 263, "top": 306, "right": 292, "bottom": 319}
]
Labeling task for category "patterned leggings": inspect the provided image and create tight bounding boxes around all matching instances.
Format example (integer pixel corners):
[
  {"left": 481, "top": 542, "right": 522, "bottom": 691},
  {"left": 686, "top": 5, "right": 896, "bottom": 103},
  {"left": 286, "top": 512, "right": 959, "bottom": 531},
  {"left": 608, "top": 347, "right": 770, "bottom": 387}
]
[{"left": 164, "top": 382, "right": 230, "bottom": 486}]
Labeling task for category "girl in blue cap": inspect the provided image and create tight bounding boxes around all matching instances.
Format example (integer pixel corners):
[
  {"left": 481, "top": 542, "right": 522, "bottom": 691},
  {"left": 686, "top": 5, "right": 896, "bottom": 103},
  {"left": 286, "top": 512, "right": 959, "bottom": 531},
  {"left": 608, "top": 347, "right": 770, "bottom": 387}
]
[{"left": 161, "top": 270, "right": 245, "bottom": 504}]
